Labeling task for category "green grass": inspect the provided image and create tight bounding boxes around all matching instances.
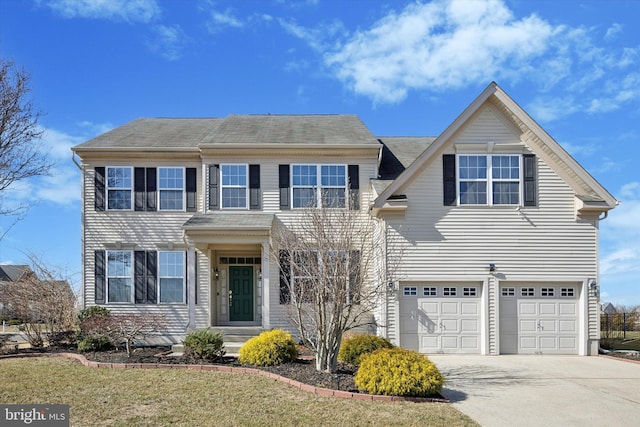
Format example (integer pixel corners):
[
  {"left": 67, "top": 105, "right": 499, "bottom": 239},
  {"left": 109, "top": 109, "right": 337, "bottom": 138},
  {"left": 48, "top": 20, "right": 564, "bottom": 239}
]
[{"left": 0, "top": 357, "right": 478, "bottom": 427}]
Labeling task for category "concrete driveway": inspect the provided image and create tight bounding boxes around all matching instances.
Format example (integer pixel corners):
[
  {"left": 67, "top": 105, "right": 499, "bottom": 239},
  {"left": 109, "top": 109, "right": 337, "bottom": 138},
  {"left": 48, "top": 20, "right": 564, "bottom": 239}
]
[{"left": 429, "top": 355, "right": 640, "bottom": 427}]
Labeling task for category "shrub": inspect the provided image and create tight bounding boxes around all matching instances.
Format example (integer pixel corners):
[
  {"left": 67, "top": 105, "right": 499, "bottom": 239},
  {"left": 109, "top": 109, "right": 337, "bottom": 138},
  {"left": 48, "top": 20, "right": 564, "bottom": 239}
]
[
  {"left": 183, "top": 329, "right": 226, "bottom": 361},
  {"left": 77, "top": 336, "right": 113, "bottom": 352},
  {"left": 355, "top": 348, "right": 444, "bottom": 397},
  {"left": 338, "top": 334, "right": 394, "bottom": 366},
  {"left": 77, "top": 306, "right": 110, "bottom": 321},
  {"left": 239, "top": 329, "right": 298, "bottom": 367}
]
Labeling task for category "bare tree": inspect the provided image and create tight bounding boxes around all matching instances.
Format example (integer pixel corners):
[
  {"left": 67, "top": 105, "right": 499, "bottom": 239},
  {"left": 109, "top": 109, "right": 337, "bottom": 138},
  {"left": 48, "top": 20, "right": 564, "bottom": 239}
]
[
  {"left": 273, "top": 199, "right": 393, "bottom": 373},
  {"left": 0, "top": 59, "right": 51, "bottom": 238},
  {"left": 0, "top": 254, "right": 77, "bottom": 347},
  {"left": 103, "top": 313, "right": 167, "bottom": 357}
]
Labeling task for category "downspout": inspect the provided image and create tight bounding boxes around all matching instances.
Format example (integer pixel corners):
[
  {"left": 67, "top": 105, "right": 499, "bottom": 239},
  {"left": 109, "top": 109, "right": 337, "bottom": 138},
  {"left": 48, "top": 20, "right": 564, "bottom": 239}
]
[{"left": 71, "top": 151, "right": 86, "bottom": 308}]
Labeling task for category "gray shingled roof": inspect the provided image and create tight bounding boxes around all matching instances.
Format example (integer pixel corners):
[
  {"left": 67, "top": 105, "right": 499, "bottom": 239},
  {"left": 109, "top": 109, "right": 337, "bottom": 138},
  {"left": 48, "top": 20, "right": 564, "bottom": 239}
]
[
  {"left": 0, "top": 265, "right": 30, "bottom": 282},
  {"left": 183, "top": 213, "right": 275, "bottom": 230},
  {"left": 377, "top": 137, "right": 435, "bottom": 180},
  {"left": 200, "top": 114, "right": 379, "bottom": 146},
  {"left": 73, "top": 118, "right": 224, "bottom": 150}
]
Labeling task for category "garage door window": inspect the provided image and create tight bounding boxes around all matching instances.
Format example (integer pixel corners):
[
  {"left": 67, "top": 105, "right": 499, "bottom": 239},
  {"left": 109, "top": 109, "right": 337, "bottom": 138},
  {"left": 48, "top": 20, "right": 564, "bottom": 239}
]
[
  {"left": 443, "top": 287, "right": 457, "bottom": 296},
  {"left": 403, "top": 286, "right": 417, "bottom": 296},
  {"left": 541, "top": 287, "right": 555, "bottom": 297},
  {"left": 502, "top": 287, "right": 515, "bottom": 296},
  {"left": 521, "top": 287, "right": 535, "bottom": 297},
  {"left": 463, "top": 287, "right": 477, "bottom": 297},
  {"left": 561, "top": 288, "right": 575, "bottom": 297},
  {"left": 423, "top": 287, "right": 437, "bottom": 296}
]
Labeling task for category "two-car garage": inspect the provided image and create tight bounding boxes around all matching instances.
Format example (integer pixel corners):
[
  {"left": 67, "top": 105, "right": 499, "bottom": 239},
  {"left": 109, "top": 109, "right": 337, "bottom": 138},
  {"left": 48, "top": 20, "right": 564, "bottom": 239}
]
[{"left": 397, "top": 281, "right": 582, "bottom": 355}]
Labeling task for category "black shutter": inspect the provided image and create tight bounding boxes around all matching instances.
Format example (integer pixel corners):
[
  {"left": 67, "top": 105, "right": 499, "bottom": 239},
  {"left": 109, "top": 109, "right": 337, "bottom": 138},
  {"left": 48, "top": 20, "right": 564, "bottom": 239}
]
[
  {"left": 146, "top": 251, "right": 157, "bottom": 304},
  {"left": 279, "top": 250, "right": 291, "bottom": 304},
  {"left": 443, "top": 155, "right": 456, "bottom": 206},
  {"left": 349, "top": 250, "right": 361, "bottom": 304},
  {"left": 146, "top": 168, "right": 157, "bottom": 211},
  {"left": 279, "top": 165, "right": 290, "bottom": 210},
  {"left": 249, "top": 164, "right": 261, "bottom": 210},
  {"left": 134, "top": 251, "right": 146, "bottom": 303},
  {"left": 348, "top": 165, "right": 360, "bottom": 210},
  {"left": 209, "top": 165, "right": 219, "bottom": 210},
  {"left": 523, "top": 154, "right": 537, "bottom": 206},
  {"left": 186, "top": 168, "right": 197, "bottom": 212},
  {"left": 94, "top": 250, "right": 106, "bottom": 304},
  {"left": 95, "top": 167, "right": 106, "bottom": 211},
  {"left": 134, "top": 168, "right": 146, "bottom": 211}
]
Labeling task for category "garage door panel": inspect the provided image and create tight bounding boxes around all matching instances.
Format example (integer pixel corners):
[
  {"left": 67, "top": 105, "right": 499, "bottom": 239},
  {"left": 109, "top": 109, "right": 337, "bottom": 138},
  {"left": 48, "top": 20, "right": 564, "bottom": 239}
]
[
  {"left": 461, "top": 302, "right": 478, "bottom": 315},
  {"left": 539, "top": 337, "right": 558, "bottom": 350},
  {"left": 559, "top": 320, "right": 576, "bottom": 332},
  {"left": 441, "top": 318, "right": 459, "bottom": 332},
  {"left": 559, "top": 303, "right": 576, "bottom": 316},
  {"left": 460, "top": 336, "right": 479, "bottom": 350},
  {"left": 461, "top": 319, "right": 479, "bottom": 333},
  {"left": 519, "top": 302, "right": 536, "bottom": 315},
  {"left": 441, "top": 302, "right": 459, "bottom": 315},
  {"left": 421, "top": 301, "right": 439, "bottom": 315},
  {"left": 539, "top": 303, "right": 557, "bottom": 315},
  {"left": 539, "top": 319, "right": 557, "bottom": 332},
  {"left": 441, "top": 336, "right": 459, "bottom": 349},
  {"left": 520, "top": 336, "right": 537, "bottom": 349},
  {"left": 520, "top": 319, "right": 537, "bottom": 332},
  {"left": 420, "top": 335, "right": 438, "bottom": 350},
  {"left": 559, "top": 337, "right": 577, "bottom": 350}
]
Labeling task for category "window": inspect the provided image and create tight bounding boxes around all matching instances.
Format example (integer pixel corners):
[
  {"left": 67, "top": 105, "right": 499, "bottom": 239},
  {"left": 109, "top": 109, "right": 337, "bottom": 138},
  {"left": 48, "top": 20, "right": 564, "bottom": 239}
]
[
  {"left": 443, "top": 287, "right": 457, "bottom": 296},
  {"left": 159, "top": 252, "right": 185, "bottom": 303},
  {"left": 423, "top": 287, "right": 437, "bottom": 296},
  {"left": 502, "top": 287, "right": 515, "bottom": 296},
  {"left": 521, "top": 287, "right": 535, "bottom": 297},
  {"left": 107, "top": 251, "right": 132, "bottom": 302},
  {"left": 541, "top": 287, "right": 555, "bottom": 297},
  {"left": 221, "top": 164, "right": 248, "bottom": 209},
  {"left": 107, "top": 167, "right": 132, "bottom": 210},
  {"left": 292, "top": 164, "right": 347, "bottom": 208},
  {"left": 561, "top": 288, "right": 575, "bottom": 297},
  {"left": 403, "top": 286, "right": 417, "bottom": 296},
  {"left": 458, "top": 155, "right": 520, "bottom": 205},
  {"left": 159, "top": 167, "right": 184, "bottom": 210},
  {"left": 463, "top": 287, "right": 477, "bottom": 297}
]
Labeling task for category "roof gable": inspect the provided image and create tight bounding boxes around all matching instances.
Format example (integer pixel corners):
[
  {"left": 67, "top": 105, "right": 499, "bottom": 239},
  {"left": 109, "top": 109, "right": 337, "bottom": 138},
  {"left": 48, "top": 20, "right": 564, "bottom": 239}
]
[{"left": 372, "top": 82, "right": 618, "bottom": 210}]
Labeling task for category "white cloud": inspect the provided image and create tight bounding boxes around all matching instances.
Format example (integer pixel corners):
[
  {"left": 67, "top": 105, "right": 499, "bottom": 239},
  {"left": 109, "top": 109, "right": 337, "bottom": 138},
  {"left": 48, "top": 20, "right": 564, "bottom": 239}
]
[
  {"left": 44, "top": 0, "right": 161, "bottom": 23},
  {"left": 605, "top": 23, "right": 623, "bottom": 41},
  {"left": 278, "top": 18, "right": 346, "bottom": 53},
  {"left": 147, "top": 25, "right": 189, "bottom": 61},
  {"left": 206, "top": 9, "right": 244, "bottom": 33}
]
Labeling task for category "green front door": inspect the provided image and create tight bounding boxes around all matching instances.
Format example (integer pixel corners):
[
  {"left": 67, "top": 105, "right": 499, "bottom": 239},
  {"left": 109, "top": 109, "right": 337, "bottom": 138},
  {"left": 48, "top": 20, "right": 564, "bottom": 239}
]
[{"left": 229, "top": 266, "right": 254, "bottom": 321}]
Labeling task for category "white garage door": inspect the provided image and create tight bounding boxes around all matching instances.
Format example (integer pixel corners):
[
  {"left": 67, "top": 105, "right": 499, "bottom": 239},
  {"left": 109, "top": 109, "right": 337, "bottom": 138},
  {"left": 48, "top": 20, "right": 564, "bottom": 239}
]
[
  {"left": 500, "top": 285, "right": 580, "bottom": 354},
  {"left": 399, "top": 283, "right": 482, "bottom": 354}
]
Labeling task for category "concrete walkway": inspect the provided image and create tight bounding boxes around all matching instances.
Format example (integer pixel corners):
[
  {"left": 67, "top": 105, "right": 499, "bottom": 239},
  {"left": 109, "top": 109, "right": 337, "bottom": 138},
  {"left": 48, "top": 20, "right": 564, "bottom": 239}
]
[{"left": 429, "top": 355, "right": 640, "bottom": 427}]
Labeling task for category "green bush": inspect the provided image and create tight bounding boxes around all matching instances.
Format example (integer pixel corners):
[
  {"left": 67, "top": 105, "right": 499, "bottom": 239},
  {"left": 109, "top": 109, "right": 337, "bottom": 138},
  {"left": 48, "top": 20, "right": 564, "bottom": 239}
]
[
  {"left": 338, "top": 334, "right": 394, "bottom": 366},
  {"left": 77, "top": 306, "right": 110, "bottom": 321},
  {"left": 239, "top": 329, "right": 298, "bottom": 367},
  {"left": 183, "top": 329, "right": 226, "bottom": 361},
  {"left": 77, "top": 336, "right": 113, "bottom": 352},
  {"left": 355, "top": 348, "right": 444, "bottom": 397}
]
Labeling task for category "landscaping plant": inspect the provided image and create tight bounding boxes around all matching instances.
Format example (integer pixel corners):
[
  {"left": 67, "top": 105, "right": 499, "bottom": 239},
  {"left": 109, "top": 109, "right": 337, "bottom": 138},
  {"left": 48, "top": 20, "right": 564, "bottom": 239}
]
[
  {"left": 239, "top": 329, "right": 298, "bottom": 366},
  {"left": 183, "top": 328, "right": 226, "bottom": 361},
  {"left": 337, "top": 334, "right": 394, "bottom": 366}
]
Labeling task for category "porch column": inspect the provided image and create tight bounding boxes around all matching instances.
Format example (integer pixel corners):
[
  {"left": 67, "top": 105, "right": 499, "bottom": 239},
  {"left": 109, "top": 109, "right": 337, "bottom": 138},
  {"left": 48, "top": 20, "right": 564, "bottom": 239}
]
[
  {"left": 187, "top": 243, "right": 196, "bottom": 330},
  {"left": 262, "top": 240, "right": 270, "bottom": 329}
]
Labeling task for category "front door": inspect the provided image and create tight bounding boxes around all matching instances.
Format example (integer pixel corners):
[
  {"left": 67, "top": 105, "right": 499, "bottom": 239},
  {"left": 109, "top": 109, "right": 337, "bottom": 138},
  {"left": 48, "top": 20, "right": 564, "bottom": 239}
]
[{"left": 229, "top": 266, "right": 254, "bottom": 321}]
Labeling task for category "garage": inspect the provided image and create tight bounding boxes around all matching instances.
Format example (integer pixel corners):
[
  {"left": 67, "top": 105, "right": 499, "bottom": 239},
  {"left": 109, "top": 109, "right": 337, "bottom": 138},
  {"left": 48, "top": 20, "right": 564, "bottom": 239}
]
[
  {"left": 499, "top": 284, "right": 580, "bottom": 354},
  {"left": 399, "top": 283, "right": 483, "bottom": 354}
]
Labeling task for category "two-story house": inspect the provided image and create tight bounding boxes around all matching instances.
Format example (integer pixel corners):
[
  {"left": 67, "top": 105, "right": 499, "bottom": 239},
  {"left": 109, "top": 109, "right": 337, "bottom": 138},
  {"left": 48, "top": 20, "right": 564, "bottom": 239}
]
[{"left": 72, "top": 82, "right": 617, "bottom": 355}]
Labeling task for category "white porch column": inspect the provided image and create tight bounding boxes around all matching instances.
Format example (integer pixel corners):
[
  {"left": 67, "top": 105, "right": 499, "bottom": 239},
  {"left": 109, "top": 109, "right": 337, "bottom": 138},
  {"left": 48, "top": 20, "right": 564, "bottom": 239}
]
[
  {"left": 187, "top": 243, "right": 196, "bottom": 330},
  {"left": 262, "top": 240, "right": 270, "bottom": 329}
]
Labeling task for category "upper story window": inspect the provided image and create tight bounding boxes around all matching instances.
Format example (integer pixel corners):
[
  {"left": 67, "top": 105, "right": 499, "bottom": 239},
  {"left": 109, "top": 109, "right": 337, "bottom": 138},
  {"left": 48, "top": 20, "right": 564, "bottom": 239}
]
[
  {"left": 458, "top": 155, "right": 520, "bottom": 205},
  {"left": 292, "top": 164, "right": 347, "bottom": 208},
  {"left": 107, "top": 167, "right": 132, "bottom": 210},
  {"left": 107, "top": 250, "right": 132, "bottom": 303},
  {"left": 221, "top": 164, "right": 248, "bottom": 209},
  {"left": 159, "top": 167, "right": 184, "bottom": 211}
]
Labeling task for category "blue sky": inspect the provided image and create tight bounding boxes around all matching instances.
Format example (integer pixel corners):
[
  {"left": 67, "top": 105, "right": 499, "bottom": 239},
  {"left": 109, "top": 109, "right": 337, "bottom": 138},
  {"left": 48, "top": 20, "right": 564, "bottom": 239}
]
[{"left": 0, "top": 0, "right": 638, "bottom": 307}]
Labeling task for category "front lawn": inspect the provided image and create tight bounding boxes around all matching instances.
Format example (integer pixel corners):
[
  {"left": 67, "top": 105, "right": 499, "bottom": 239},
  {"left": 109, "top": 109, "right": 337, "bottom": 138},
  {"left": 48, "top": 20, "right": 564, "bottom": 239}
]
[{"left": 0, "top": 357, "right": 477, "bottom": 426}]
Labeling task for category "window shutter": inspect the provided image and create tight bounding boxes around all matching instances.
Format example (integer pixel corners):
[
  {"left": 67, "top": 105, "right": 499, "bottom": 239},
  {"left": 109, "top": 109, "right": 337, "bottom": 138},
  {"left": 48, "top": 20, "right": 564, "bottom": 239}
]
[
  {"left": 134, "top": 168, "right": 146, "bottom": 211},
  {"left": 349, "top": 250, "right": 361, "bottom": 304},
  {"left": 94, "top": 250, "right": 106, "bottom": 304},
  {"left": 249, "top": 164, "right": 261, "bottom": 210},
  {"left": 186, "top": 167, "right": 197, "bottom": 212},
  {"left": 443, "top": 155, "right": 456, "bottom": 206},
  {"left": 348, "top": 165, "right": 360, "bottom": 210},
  {"left": 134, "top": 251, "right": 146, "bottom": 303},
  {"left": 279, "top": 165, "right": 290, "bottom": 210},
  {"left": 95, "top": 167, "right": 106, "bottom": 211},
  {"left": 209, "top": 164, "right": 219, "bottom": 210},
  {"left": 279, "top": 250, "right": 291, "bottom": 304},
  {"left": 146, "top": 251, "right": 157, "bottom": 304},
  {"left": 146, "top": 168, "right": 157, "bottom": 211},
  {"left": 523, "top": 154, "right": 537, "bottom": 206}
]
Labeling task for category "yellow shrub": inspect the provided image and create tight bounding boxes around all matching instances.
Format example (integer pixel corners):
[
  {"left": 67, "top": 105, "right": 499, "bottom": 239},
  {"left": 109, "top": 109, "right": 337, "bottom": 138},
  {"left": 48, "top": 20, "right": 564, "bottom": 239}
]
[
  {"left": 338, "top": 334, "right": 394, "bottom": 366},
  {"left": 355, "top": 348, "right": 444, "bottom": 397},
  {"left": 239, "top": 329, "right": 299, "bottom": 366}
]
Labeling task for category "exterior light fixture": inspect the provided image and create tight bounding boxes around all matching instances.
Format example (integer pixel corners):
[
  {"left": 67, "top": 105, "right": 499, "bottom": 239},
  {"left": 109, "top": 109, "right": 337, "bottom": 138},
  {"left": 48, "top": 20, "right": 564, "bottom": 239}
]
[
  {"left": 488, "top": 263, "right": 496, "bottom": 272},
  {"left": 214, "top": 268, "right": 219, "bottom": 280},
  {"left": 258, "top": 268, "right": 262, "bottom": 280}
]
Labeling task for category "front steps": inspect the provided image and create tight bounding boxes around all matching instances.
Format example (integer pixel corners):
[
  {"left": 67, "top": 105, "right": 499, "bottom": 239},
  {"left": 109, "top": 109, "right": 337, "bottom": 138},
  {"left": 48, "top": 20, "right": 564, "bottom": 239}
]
[{"left": 171, "top": 326, "right": 265, "bottom": 356}]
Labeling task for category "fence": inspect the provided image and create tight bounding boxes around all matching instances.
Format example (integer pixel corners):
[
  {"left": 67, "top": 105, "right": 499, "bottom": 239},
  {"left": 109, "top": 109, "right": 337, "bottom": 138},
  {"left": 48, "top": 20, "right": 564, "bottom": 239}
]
[{"left": 600, "top": 312, "right": 640, "bottom": 340}]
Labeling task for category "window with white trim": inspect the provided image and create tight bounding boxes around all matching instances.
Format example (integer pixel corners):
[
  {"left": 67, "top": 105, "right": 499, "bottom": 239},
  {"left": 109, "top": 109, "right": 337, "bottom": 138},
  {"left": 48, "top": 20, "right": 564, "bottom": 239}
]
[
  {"left": 159, "top": 251, "right": 185, "bottom": 303},
  {"left": 292, "top": 164, "right": 347, "bottom": 208},
  {"left": 107, "top": 167, "right": 132, "bottom": 210},
  {"left": 423, "top": 287, "right": 437, "bottom": 296},
  {"left": 521, "top": 287, "right": 535, "bottom": 297},
  {"left": 221, "top": 164, "right": 248, "bottom": 209},
  {"left": 463, "top": 287, "right": 477, "bottom": 297},
  {"left": 502, "top": 287, "right": 515, "bottom": 296},
  {"left": 403, "top": 286, "right": 417, "bottom": 296},
  {"left": 443, "top": 287, "right": 457, "bottom": 296},
  {"left": 159, "top": 167, "right": 184, "bottom": 210},
  {"left": 458, "top": 155, "right": 520, "bottom": 205},
  {"left": 561, "top": 288, "right": 575, "bottom": 297},
  {"left": 541, "top": 287, "right": 555, "bottom": 297},
  {"left": 107, "top": 251, "right": 132, "bottom": 303}
]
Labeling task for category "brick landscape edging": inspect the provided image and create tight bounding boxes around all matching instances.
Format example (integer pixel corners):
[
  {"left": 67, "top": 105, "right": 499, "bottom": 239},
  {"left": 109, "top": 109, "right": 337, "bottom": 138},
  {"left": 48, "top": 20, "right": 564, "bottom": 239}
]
[
  {"left": 599, "top": 354, "right": 640, "bottom": 365},
  {"left": 0, "top": 353, "right": 448, "bottom": 403}
]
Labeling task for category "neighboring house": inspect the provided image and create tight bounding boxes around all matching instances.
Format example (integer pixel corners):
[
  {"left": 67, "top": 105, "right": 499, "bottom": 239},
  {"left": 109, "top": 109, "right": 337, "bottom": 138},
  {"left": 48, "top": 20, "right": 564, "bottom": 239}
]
[
  {"left": 601, "top": 302, "right": 617, "bottom": 315},
  {"left": 71, "top": 82, "right": 617, "bottom": 355},
  {"left": 0, "top": 265, "right": 34, "bottom": 319}
]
